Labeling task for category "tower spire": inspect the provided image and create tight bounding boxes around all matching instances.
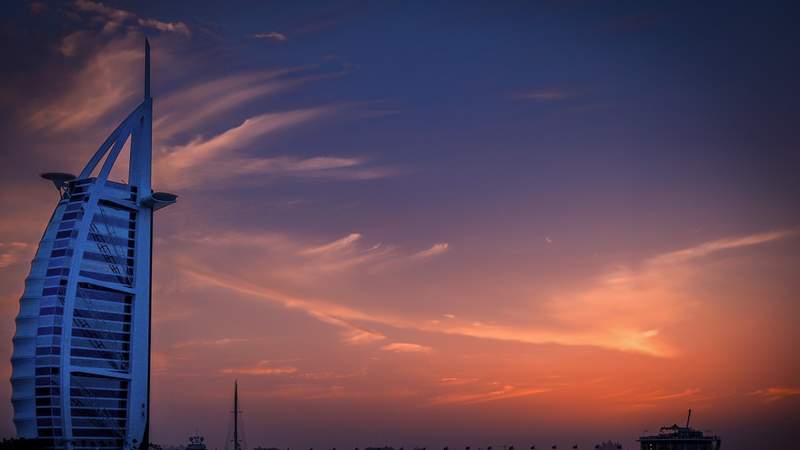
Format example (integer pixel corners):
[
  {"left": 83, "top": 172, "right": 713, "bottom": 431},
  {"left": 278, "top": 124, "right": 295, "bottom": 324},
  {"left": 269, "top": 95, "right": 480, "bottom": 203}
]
[{"left": 144, "top": 38, "right": 151, "bottom": 99}]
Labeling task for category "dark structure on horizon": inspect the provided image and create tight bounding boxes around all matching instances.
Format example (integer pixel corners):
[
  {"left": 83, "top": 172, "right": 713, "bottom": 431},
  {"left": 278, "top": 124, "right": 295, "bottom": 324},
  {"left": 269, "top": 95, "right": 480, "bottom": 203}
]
[{"left": 638, "top": 410, "right": 721, "bottom": 450}]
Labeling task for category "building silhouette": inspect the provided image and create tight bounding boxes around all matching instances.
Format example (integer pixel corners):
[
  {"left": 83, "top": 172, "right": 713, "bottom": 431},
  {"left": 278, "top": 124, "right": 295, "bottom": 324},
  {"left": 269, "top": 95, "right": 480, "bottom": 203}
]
[
  {"left": 638, "top": 411, "right": 721, "bottom": 450},
  {"left": 10, "top": 40, "right": 175, "bottom": 449}
]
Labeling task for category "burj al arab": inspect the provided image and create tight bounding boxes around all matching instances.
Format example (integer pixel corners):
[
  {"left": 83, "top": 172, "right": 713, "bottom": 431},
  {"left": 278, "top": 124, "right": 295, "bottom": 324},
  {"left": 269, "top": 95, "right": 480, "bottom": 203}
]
[{"left": 10, "top": 40, "right": 175, "bottom": 450}]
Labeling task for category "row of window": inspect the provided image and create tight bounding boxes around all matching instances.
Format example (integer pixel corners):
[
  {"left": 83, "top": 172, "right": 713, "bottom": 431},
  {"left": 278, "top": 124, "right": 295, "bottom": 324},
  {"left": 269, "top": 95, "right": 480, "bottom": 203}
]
[
  {"left": 74, "top": 298, "right": 130, "bottom": 315},
  {"left": 70, "top": 358, "right": 129, "bottom": 371},
  {"left": 78, "top": 283, "right": 133, "bottom": 303},
  {"left": 83, "top": 251, "right": 133, "bottom": 267},
  {"left": 79, "top": 269, "right": 132, "bottom": 285},
  {"left": 86, "top": 233, "right": 134, "bottom": 248},
  {"left": 35, "top": 394, "right": 127, "bottom": 411},
  {"left": 93, "top": 213, "right": 136, "bottom": 230},
  {"left": 72, "top": 328, "right": 129, "bottom": 342},
  {"left": 34, "top": 180, "right": 137, "bottom": 444},
  {"left": 72, "top": 317, "right": 131, "bottom": 333},
  {"left": 72, "top": 439, "right": 127, "bottom": 450},
  {"left": 70, "top": 348, "right": 130, "bottom": 361},
  {"left": 38, "top": 417, "right": 126, "bottom": 429},
  {"left": 74, "top": 307, "right": 130, "bottom": 323}
]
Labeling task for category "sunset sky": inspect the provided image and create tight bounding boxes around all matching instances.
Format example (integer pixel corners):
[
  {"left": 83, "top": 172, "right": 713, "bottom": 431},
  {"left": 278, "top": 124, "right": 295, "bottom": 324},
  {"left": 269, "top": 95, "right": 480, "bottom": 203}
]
[{"left": 1, "top": 1, "right": 799, "bottom": 449}]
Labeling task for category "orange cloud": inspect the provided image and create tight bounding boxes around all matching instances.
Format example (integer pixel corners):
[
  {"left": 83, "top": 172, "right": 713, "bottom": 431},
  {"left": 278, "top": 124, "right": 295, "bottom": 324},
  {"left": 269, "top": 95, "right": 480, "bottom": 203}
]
[
  {"left": 28, "top": 35, "right": 142, "bottom": 132},
  {"left": 221, "top": 361, "right": 298, "bottom": 376},
  {"left": 410, "top": 242, "right": 450, "bottom": 260},
  {"left": 0, "top": 242, "right": 31, "bottom": 269},
  {"left": 429, "top": 385, "right": 550, "bottom": 406},
  {"left": 180, "top": 262, "right": 667, "bottom": 355},
  {"left": 381, "top": 342, "right": 432, "bottom": 354},
  {"left": 748, "top": 387, "right": 800, "bottom": 402},
  {"left": 176, "top": 228, "right": 799, "bottom": 359},
  {"left": 301, "top": 233, "right": 362, "bottom": 255},
  {"left": 154, "top": 67, "right": 308, "bottom": 141},
  {"left": 156, "top": 107, "right": 390, "bottom": 189}
]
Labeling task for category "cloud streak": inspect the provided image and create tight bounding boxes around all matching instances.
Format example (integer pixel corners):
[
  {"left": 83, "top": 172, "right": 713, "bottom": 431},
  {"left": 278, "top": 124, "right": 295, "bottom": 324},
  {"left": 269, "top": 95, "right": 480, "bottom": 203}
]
[
  {"left": 180, "top": 263, "right": 667, "bottom": 355},
  {"left": 649, "top": 229, "right": 799, "bottom": 265},
  {"left": 749, "top": 386, "right": 800, "bottom": 402},
  {"left": 254, "top": 32, "right": 288, "bottom": 42},
  {"left": 410, "top": 242, "right": 449, "bottom": 260},
  {"left": 381, "top": 342, "right": 432, "bottom": 354},
  {"left": 181, "top": 265, "right": 389, "bottom": 346},
  {"left": 0, "top": 242, "right": 30, "bottom": 269},
  {"left": 156, "top": 107, "right": 391, "bottom": 189},
  {"left": 221, "top": 360, "right": 298, "bottom": 376},
  {"left": 302, "top": 233, "right": 362, "bottom": 255},
  {"left": 178, "top": 228, "right": 798, "bottom": 358},
  {"left": 154, "top": 68, "right": 308, "bottom": 141},
  {"left": 28, "top": 36, "right": 142, "bottom": 132},
  {"left": 138, "top": 18, "right": 191, "bottom": 37},
  {"left": 74, "top": 0, "right": 191, "bottom": 37},
  {"left": 541, "top": 228, "right": 800, "bottom": 357},
  {"left": 429, "top": 385, "right": 550, "bottom": 406}
]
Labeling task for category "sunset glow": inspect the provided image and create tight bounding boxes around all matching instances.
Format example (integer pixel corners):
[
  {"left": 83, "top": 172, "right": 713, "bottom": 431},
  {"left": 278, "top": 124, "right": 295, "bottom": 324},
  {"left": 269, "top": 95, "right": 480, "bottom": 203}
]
[{"left": 1, "top": 2, "right": 798, "bottom": 449}]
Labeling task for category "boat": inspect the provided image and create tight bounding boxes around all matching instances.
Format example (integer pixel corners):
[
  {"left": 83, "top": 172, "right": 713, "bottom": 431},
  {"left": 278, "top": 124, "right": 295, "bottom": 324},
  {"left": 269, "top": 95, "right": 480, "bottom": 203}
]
[
  {"left": 186, "top": 434, "right": 208, "bottom": 450},
  {"left": 637, "top": 410, "right": 721, "bottom": 450}
]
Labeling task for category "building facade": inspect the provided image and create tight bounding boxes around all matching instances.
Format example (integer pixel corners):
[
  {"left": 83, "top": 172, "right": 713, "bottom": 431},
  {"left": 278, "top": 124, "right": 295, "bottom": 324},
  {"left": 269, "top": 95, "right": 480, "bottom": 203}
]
[
  {"left": 638, "top": 424, "right": 721, "bottom": 450},
  {"left": 9, "top": 40, "right": 175, "bottom": 450}
]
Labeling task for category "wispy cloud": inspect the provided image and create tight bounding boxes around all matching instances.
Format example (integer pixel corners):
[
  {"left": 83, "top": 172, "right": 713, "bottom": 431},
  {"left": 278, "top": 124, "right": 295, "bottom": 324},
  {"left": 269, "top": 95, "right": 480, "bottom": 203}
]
[
  {"left": 250, "top": 384, "right": 366, "bottom": 400},
  {"left": 339, "top": 325, "right": 387, "bottom": 345},
  {"left": 0, "top": 242, "right": 30, "bottom": 269},
  {"left": 381, "top": 342, "right": 432, "bottom": 354},
  {"left": 74, "top": 0, "right": 190, "bottom": 37},
  {"left": 28, "top": 35, "right": 142, "bottom": 131},
  {"left": 180, "top": 264, "right": 668, "bottom": 355},
  {"left": 637, "top": 388, "right": 701, "bottom": 401},
  {"left": 154, "top": 68, "right": 308, "bottom": 141},
  {"left": 301, "top": 233, "right": 362, "bottom": 255},
  {"left": 172, "top": 337, "right": 250, "bottom": 349},
  {"left": 74, "top": 0, "right": 133, "bottom": 21},
  {"left": 221, "top": 360, "right": 298, "bottom": 376},
  {"left": 410, "top": 242, "right": 449, "bottom": 260},
  {"left": 176, "top": 230, "right": 443, "bottom": 284},
  {"left": 179, "top": 228, "right": 798, "bottom": 357},
  {"left": 429, "top": 385, "right": 550, "bottom": 406},
  {"left": 138, "top": 18, "right": 191, "bottom": 37},
  {"left": 540, "top": 228, "right": 800, "bottom": 357},
  {"left": 649, "top": 229, "right": 799, "bottom": 265},
  {"left": 439, "top": 377, "right": 478, "bottom": 385},
  {"left": 749, "top": 387, "right": 800, "bottom": 402},
  {"left": 181, "top": 265, "right": 390, "bottom": 346},
  {"left": 58, "top": 31, "right": 86, "bottom": 57},
  {"left": 156, "top": 105, "right": 394, "bottom": 189},
  {"left": 28, "top": 0, "right": 192, "bottom": 133},
  {"left": 163, "top": 108, "right": 328, "bottom": 166},
  {"left": 157, "top": 108, "right": 332, "bottom": 187},
  {"left": 254, "top": 32, "right": 287, "bottom": 42}
]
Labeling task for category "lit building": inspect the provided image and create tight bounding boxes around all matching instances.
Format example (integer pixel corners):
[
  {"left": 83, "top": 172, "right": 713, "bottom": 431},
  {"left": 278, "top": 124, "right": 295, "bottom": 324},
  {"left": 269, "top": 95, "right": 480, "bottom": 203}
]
[{"left": 10, "top": 40, "right": 175, "bottom": 450}]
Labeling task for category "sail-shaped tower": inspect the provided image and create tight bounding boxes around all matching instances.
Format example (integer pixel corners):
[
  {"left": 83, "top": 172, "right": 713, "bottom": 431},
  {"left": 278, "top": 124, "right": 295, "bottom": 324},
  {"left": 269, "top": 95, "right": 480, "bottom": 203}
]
[{"left": 10, "top": 40, "right": 175, "bottom": 450}]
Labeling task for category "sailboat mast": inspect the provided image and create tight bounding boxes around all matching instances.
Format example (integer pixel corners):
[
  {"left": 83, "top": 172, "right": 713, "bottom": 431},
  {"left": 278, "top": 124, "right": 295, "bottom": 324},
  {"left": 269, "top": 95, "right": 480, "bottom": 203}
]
[{"left": 234, "top": 380, "right": 240, "bottom": 450}]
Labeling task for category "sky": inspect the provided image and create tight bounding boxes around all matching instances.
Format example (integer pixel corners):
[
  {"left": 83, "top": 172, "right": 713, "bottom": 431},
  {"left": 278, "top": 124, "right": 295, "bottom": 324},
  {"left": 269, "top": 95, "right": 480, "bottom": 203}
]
[{"left": 1, "top": 0, "right": 799, "bottom": 448}]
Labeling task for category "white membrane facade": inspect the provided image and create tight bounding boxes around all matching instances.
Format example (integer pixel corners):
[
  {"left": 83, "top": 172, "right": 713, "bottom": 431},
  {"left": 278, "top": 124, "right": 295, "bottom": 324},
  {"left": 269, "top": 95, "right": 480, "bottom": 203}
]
[{"left": 10, "top": 40, "right": 175, "bottom": 450}]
